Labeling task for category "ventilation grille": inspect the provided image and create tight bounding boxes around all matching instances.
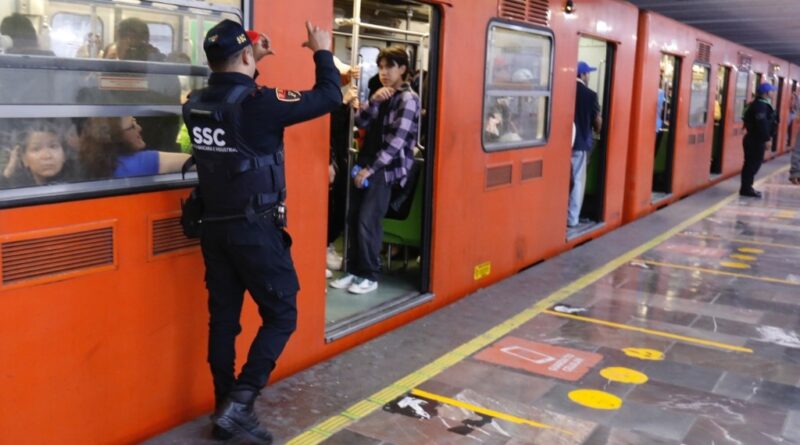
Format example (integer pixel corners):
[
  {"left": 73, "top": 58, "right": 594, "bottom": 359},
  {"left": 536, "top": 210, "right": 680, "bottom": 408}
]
[
  {"left": 697, "top": 41, "right": 711, "bottom": 63},
  {"left": 499, "top": 0, "right": 550, "bottom": 26},
  {"left": 486, "top": 164, "right": 513, "bottom": 188},
  {"left": 739, "top": 55, "right": 752, "bottom": 71},
  {"left": 2, "top": 227, "right": 113, "bottom": 285},
  {"left": 521, "top": 160, "right": 543, "bottom": 181},
  {"left": 688, "top": 134, "right": 697, "bottom": 145},
  {"left": 697, "top": 133, "right": 705, "bottom": 143},
  {"left": 152, "top": 217, "right": 199, "bottom": 256}
]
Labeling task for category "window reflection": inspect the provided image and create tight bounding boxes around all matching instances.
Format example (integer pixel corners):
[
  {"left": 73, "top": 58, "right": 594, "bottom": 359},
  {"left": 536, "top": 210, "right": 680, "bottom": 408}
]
[{"left": 689, "top": 63, "right": 710, "bottom": 127}]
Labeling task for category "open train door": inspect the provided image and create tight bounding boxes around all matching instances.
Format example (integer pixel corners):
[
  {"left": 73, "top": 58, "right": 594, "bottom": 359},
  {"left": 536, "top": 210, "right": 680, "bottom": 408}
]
[
  {"left": 652, "top": 53, "right": 681, "bottom": 202},
  {"left": 567, "top": 36, "right": 615, "bottom": 239},
  {"left": 710, "top": 65, "right": 730, "bottom": 177},
  {"left": 324, "top": 0, "right": 439, "bottom": 341}
]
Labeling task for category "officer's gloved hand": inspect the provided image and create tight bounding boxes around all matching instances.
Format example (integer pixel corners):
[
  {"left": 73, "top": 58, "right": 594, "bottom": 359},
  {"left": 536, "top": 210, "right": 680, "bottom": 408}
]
[{"left": 302, "top": 21, "right": 332, "bottom": 52}]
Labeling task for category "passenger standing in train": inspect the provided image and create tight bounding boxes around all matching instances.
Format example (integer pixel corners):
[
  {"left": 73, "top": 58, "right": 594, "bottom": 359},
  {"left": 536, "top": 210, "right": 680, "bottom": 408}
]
[
  {"left": 183, "top": 19, "right": 340, "bottom": 443},
  {"left": 329, "top": 46, "right": 420, "bottom": 295},
  {"left": 740, "top": 82, "right": 777, "bottom": 197},
  {"left": 0, "top": 119, "right": 80, "bottom": 189},
  {"left": 568, "top": 61, "right": 602, "bottom": 228}
]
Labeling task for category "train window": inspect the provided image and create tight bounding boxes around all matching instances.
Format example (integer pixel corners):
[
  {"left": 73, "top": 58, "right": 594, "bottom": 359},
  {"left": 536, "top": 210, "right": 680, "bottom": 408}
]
[
  {"left": 734, "top": 71, "right": 749, "bottom": 122},
  {"left": 50, "top": 13, "right": 104, "bottom": 58},
  {"left": 0, "top": 0, "right": 242, "bottom": 208},
  {"left": 689, "top": 63, "right": 710, "bottom": 127},
  {"left": 482, "top": 22, "right": 553, "bottom": 152}
]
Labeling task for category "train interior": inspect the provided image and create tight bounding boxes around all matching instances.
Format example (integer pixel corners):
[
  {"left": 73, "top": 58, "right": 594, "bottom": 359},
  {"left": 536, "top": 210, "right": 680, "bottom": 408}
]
[
  {"left": 0, "top": 0, "right": 242, "bottom": 205},
  {"left": 710, "top": 65, "right": 729, "bottom": 177},
  {"left": 789, "top": 80, "right": 799, "bottom": 149},
  {"left": 324, "top": 0, "right": 435, "bottom": 340},
  {"left": 772, "top": 76, "right": 784, "bottom": 152},
  {"left": 567, "top": 36, "right": 613, "bottom": 239},
  {"left": 652, "top": 52, "right": 679, "bottom": 202}
]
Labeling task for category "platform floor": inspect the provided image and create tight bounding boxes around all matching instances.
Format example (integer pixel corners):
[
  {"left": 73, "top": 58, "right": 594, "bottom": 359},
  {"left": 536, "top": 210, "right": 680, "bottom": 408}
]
[{"left": 147, "top": 156, "right": 800, "bottom": 445}]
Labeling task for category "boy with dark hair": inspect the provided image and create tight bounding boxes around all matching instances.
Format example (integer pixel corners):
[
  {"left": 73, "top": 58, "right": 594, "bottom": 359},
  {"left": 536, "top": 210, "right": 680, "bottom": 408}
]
[{"left": 330, "top": 46, "right": 421, "bottom": 295}]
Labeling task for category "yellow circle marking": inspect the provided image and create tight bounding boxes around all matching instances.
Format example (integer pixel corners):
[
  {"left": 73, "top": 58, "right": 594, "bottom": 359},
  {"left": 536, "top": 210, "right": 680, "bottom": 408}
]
[
  {"left": 729, "top": 254, "right": 757, "bottom": 261},
  {"left": 622, "top": 348, "right": 664, "bottom": 361},
  {"left": 600, "top": 367, "right": 649, "bottom": 384},
  {"left": 737, "top": 247, "right": 764, "bottom": 254},
  {"left": 720, "top": 261, "right": 751, "bottom": 269},
  {"left": 568, "top": 389, "right": 622, "bottom": 410}
]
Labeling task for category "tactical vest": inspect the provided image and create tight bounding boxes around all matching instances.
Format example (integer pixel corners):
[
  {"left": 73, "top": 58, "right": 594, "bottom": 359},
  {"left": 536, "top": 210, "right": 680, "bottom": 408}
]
[{"left": 183, "top": 84, "right": 286, "bottom": 219}]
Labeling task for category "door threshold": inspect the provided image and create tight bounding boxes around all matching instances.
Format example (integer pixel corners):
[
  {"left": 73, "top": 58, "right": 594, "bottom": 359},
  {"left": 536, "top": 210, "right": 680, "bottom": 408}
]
[
  {"left": 567, "top": 221, "right": 606, "bottom": 241},
  {"left": 651, "top": 192, "right": 672, "bottom": 204},
  {"left": 325, "top": 292, "right": 434, "bottom": 342}
]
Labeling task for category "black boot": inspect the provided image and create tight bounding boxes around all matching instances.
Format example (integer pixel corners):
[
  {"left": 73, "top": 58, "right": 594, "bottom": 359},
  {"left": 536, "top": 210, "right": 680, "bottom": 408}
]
[{"left": 214, "top": 387, "right": 273, "bottom": 445}]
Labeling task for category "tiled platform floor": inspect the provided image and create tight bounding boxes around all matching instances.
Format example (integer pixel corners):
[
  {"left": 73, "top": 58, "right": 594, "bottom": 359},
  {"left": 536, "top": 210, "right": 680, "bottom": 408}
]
[{"left": 147, "top": 156, "right": 800, "bottom": 445}]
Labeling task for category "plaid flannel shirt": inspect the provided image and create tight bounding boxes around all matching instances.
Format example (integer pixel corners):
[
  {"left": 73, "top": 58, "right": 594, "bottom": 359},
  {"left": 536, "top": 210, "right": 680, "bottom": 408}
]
[{"left": 355, "top": 83, "right": 420, "bottom": 187}]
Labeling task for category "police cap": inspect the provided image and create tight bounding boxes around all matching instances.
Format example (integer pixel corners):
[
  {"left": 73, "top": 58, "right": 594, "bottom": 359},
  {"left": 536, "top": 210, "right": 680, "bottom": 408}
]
[{"left": 204, "top": 19, "right": 250, "bottom": 63}]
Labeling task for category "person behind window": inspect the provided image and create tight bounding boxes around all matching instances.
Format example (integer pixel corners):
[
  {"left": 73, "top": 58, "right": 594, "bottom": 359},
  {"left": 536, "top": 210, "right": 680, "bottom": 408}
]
[
  {"left": 568, "top": 61, "right": 602, "bottom": 228},
  {"left": 79, "top": 116, "right": 188, "bottom": 179},
  {"left": 329, "top": 46, "right": 421, "bottom": 295},
  {"left": 0, "top": 13, "right": 53, "bottom": 56},
  {"left": 114, "top": 18, "right": 182, "bottom": 152},
  {"left": 1, "top": 119, "right": 79, "bottom": 188}
]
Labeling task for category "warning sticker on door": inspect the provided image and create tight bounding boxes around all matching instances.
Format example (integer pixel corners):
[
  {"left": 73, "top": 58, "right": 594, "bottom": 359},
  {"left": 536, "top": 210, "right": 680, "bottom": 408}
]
[{"left": 474, "top": 337, "right": 602, "bottom": 381}]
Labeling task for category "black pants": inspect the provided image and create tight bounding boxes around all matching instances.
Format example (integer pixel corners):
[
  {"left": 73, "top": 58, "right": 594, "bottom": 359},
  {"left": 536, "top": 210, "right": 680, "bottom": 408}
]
[
  {"left": 200, "top": 215, "right": 298, "bottom": 405},
  {"left": 346, "top": 173, "right": 392, "bottom": 281},
  {"left": 327, "top": 159, "right": 349, "bottom": 244},
  {"left": 741, "top": 136, "right": 766, "bottom": 193}
]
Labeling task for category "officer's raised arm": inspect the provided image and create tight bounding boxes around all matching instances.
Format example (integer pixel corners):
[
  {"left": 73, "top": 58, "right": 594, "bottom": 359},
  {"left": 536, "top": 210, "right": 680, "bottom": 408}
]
[{"left": 267, "top": 21, "right": 342, "bottom": 126}]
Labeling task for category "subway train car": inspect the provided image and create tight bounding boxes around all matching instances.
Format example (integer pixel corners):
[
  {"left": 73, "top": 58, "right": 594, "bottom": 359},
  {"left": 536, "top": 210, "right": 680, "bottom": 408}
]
[{"left": 0, "top": 0, "right": 791, "bottom": 443}]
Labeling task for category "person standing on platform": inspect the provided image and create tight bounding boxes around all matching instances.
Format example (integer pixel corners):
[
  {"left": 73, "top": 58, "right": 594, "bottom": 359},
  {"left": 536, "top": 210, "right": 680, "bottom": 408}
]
[
  {"left": 183, "top": 19, "right": 341, "bottom": 443},
  {"left": 790, "top": 137, "right": 800, "bottom": 185},
  {"left": 568, "top": 61, "right": 602, "bottom": 228},
  {"left": 740, "top": 82, "right": 777, "bottom": 197}
]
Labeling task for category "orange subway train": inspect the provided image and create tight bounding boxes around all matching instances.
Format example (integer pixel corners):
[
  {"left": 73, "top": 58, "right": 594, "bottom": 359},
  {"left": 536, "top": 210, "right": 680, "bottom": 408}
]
[{"left": 0, "top": 0, "right": 794, "bottom": 443}]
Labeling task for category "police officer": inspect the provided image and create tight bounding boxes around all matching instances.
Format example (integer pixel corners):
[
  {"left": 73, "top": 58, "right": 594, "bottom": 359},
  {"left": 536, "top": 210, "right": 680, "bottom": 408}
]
[
  {"left": 183, "top": 19, "right": 341, "bottom": 443},
  {"left": 740, "top": 82, "right": 777, "bottom": 198}
]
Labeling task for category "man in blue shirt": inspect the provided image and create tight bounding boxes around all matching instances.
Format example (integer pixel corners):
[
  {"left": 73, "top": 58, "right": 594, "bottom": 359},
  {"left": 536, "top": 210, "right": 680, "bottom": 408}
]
[{"left": 568, "top": 61, "right": 602, "bottom": 228}]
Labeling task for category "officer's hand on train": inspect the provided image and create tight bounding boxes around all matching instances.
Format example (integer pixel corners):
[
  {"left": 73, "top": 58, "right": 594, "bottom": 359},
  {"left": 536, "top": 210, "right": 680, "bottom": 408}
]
[
  {"left": 354, "top": 168, "right": 371, "bottom": 188},
  {"left": 252, "top": 33, "right": 273, "bottom": 61},
  {"left": 302, "top": 21, "right": 332, "bottom": 52},
  {"left": 370, "top": 87, "right": 395, "bottom": 103}
]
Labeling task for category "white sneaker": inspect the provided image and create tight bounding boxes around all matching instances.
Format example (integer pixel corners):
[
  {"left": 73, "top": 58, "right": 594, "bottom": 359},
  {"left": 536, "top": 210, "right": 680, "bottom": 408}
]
[
  {"left": 329, "top": 273, "right": 356, "bottom": 289},
  {"left": 325, "top": 268, "right": 333, "bottom": 278},
  {"left": 326, "top": 245, "right": 343, "bottom": 270},
  {"left": 347, "top": 277, "right": 378, "bottom": 294}
]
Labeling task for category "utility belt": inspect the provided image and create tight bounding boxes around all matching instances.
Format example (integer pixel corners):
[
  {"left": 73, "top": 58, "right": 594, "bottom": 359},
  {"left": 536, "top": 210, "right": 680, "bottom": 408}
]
[{"left": 203, "top": 203, "right": 287, "bottom": 228}]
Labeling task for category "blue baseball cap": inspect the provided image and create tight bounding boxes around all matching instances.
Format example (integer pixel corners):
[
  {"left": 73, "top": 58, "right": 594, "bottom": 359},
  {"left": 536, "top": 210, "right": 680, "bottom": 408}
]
[
  {"left": 757, "top": 82, "right": 776, "bottom": 95},
  {"left": 577, "top": 61, "right": 597, "bottom": 76},
  {"left": 203, "top": 19, "right": 250, "bottom": 63}
]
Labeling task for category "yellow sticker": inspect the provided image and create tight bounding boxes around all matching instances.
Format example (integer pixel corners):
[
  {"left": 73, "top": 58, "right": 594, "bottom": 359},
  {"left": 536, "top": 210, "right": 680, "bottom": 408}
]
[
  {"left": 776, "top": 210, "right": 796, "bottom": 219},
  {"left": 737, "top": 247, "right": 764, "bottom": 254},
  {"left": 719, "top": 261, "right": 751, "bottom": 269},
  {"left": 474, "top": 261, "right": 491, "bottom": 280},
  {"left": 568, "top": 389, "right": 622, "bottom": 410},
  {"left": 600, "top": 367, "right": 649, "bottom": 384},
  {"left": 622, "top": 348, "right": 664, "bottom": 361},
  {"left": 729, "top": 254, "right": 756, "bottom": 261}
]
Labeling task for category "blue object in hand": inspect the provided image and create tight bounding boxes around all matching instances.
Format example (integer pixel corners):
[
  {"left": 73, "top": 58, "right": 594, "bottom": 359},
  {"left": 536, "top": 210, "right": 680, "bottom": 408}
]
[{"left": 351, "top": 165, "right": 369, "bottom": 188}]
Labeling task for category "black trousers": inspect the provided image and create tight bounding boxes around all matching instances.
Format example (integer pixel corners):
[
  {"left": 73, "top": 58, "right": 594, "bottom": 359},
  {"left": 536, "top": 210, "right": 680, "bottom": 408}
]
[
  {"left": 345, "top": 173, "right": 392, "bottom": 281},
  {"left": 200, "top": 215, "right": 298, "bottom": 405},
  {"left": 741, "top": 136, "right": 766, "bottom": 193}
]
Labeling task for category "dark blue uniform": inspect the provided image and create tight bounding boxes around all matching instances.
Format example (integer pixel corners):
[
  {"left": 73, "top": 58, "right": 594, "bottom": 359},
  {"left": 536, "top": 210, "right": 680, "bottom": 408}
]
[
  {"left": 184, "top": 50, "right": 341, "bottom": 408},
  {"left": 741, "top": 97, "right": 776, "bottom": 194}
]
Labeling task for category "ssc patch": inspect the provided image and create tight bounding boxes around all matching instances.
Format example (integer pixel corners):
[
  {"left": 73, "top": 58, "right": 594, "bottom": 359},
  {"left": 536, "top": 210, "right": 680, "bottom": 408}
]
[{"left": 276, "top": 88, "right": 301, "bottom": 102}]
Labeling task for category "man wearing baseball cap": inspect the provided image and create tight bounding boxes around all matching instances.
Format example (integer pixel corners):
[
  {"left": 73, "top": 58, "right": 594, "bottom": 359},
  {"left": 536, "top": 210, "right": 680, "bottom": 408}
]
[
  {"left": 740, "top": 82, "right": 777, "bottom": 197},
  {"left": 183, "top": 18, "right": 341, "bottom": 443},
  {"left": 568, "top": 61, "right": 602, "bottom": 228}
]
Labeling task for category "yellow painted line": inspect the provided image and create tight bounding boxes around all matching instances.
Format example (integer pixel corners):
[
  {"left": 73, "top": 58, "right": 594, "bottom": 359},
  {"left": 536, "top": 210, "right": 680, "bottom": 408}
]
[
  {"left": 677, "top": 233, "right": 800, "bottom": 250},
  {"left": 719, "top": 260, "right": 751, "bottom": 269},
  {"left": 738, "top": 247, "right": 765, "bottom": 254},
  {"left": 776, "top": 210, "right": 797, "bottom": 219},
  {"left": 410, "top": 388, "right": 575, "bottom": 435},
  {"left": 641, "top": 259, "right": 800, "bottom": 287},
  {"left": 542, "top": 310, "right": 753, "bottom": 353},
  {"left": 285, "top": 165, "right": 787, "bottom": 445},
  {"left": 729, "top": 254, "right": 757, "bottom": 261}
]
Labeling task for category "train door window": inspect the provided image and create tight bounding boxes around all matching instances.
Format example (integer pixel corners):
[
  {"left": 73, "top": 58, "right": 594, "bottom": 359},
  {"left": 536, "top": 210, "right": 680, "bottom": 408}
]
[
  {"left": 689, "top": 63, "right": 710, "bottom": 127},
  {"left": 652, "top": 53, "right": 680, "bottom": 201},
  {"left": 482, "top": 22, "right": 553, "bottom": 151},
  {"left": 771, "top": 77, "right": 784, "bottom": 152},
  {"left": 734, "top": 71, "right": 749, "bottom": 122},
  {"left": 568, "top": 36, "right": 614, "bottom": 238},
  {"left": 50, "top": 13, "right": 104, "bottom": 58},
  {"left": 325, "top": 0, "right": 438, "bottom": 340},
  {"left": 146, "top": 23, "right": 173, "bottom": 57},
  {"left": 711, "top": 66, "right": 730, "bottom": 176}
]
